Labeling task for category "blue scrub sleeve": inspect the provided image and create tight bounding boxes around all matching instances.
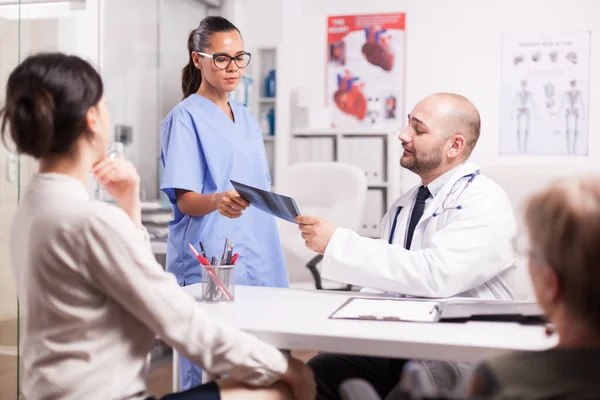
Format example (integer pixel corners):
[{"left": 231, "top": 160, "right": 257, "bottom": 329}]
[{"left": 160, "top": 108, "right": 206, "bottom": 203}]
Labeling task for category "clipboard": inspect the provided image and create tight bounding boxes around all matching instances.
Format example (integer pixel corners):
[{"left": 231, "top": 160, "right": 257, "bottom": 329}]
[
  {"left": 230, "top": 180, "right": 301, "bottom": 223},
  {"left": 329, "top": 297, "right": 546, "bottom": 325}
]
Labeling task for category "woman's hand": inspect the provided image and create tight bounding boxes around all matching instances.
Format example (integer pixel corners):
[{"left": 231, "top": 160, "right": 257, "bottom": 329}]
[
  {"left": 93, "top": 158, "right": 141, "bottom": 226},
  {"left": 213, "top": 190, "right": 250, "bottom": 218}
]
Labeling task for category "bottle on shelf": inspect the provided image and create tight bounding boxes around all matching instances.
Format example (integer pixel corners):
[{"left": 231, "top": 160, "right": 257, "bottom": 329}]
[
  {"left": 264, "top": 69, "right": 276, "bottom": 98},
  {"left": 267, "top": 107, "right": 275, "bottom": 136}
]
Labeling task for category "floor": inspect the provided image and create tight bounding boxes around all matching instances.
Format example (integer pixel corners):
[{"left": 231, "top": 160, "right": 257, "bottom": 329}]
[
  {"left": 0, "top": 350, "right": 317, "bottom": 399},
  {"left": 0, "top": 319, "right": 17, "bottom": 349},
  {"left": 0, "top": 355, "right": 17, "bottom": 400}
]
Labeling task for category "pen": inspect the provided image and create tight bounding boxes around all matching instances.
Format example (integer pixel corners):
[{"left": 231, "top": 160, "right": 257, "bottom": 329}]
[
  {"left": 231, "top": 253, "right": 239, "bottom": 265},
  {"left": 220, "top": 238, "right": 229, "bottom": 264},
  {"left": 188, "top": 243, "right": 233, "bottom": 300},
  {"left": 198, "top": 241, "right": 207, "bottom": 258},
  {"left": 188, "top": 243, "right": 210, "bottom": 265},
  {"left": 226, "top": 244, "right": 233, "bottom": 265}
]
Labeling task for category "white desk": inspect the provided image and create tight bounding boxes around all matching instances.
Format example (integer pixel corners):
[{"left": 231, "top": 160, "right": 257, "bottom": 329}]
[{"left": 182, "top": 285, "right": 556, "bottom": 363}]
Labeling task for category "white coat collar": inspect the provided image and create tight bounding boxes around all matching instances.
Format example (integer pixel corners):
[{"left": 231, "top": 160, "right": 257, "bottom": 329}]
[
  {"left": 395, "top": 161, "right": 480, "bottom": 208},
  {"left": 426, "top": 167, "right": 457, "bottom": 198}
]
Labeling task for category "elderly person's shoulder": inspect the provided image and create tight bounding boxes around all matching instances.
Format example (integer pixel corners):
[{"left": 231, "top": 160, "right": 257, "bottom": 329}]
[{"left": 469, "top": 348, "right": 600, "bottom": 399}]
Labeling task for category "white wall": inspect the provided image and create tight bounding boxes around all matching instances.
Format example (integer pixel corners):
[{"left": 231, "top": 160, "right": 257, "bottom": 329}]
[
  {"left": 99, "top": 0, "right": 207, "bottom": 199},
  {"left": 237, "top": 0, "right": 282, "bottom": 49},
  {"left": 100, "top": 0, "right": 160, "bottom": 199},
  {"left": 256, "top": 0, "right": 600, "bottom": 191},
  {"left": 159, "top": 0, "right": 207, "bottom": 118}
]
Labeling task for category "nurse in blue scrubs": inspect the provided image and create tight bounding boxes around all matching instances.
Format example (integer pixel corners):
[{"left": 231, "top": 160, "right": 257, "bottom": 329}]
[{"left": 160, "top": 16, "right": 288, "bottom": 390}]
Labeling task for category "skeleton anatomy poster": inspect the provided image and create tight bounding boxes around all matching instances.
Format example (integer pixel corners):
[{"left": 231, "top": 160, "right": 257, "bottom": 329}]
[
  {"left": 500, "top": 32, "right": 591, "bottom": 155},
  {"left": 326, "top": 13, "right": 405, "bottom": 129}
]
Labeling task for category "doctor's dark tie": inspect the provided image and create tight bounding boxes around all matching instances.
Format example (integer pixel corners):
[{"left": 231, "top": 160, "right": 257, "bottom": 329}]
[{"left": 405, "top": 185, "right": 431, "bottom": 250}]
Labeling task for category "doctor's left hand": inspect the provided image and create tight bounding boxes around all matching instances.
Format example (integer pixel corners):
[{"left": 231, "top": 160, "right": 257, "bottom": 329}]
[{"left": 295, "top": 215, "right": 337, "bottom": 254}]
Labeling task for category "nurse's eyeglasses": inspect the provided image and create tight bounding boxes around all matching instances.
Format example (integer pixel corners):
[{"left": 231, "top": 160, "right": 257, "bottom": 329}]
[{"left": 196, "top": 51, "right": 251, "bottom": 70}]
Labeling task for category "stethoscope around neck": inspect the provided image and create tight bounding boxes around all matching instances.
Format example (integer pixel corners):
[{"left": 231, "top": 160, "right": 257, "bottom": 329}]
[
  {"left": 388, "top": 170, "right": 480, "bottom": 244},
  {"left": 432, "top": 170, "right": 480, "bottom": 217}
]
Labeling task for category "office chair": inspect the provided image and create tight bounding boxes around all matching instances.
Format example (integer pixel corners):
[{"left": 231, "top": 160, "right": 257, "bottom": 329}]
[
  {"left": 480, "top": 163, "right": 583, "bottom": 300},
  {"left": 339, "top": 359, "right": 476, "bottom": 400},
  {"left": 275, "top": 162, "right": 368, "bottom": 290},
  {"left": 340, "top": 378, "right": 453, "bottom": 400}
]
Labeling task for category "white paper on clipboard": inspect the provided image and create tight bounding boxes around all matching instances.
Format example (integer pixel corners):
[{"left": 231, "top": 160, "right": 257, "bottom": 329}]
[{"left": 330, "top": 298, "right": 441, "bottom": 322}]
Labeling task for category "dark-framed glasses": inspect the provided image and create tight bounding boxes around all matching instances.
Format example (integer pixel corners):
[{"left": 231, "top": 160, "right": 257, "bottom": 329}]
[{"left": 197, "top": 51, "right": 251, "bottom": 70}]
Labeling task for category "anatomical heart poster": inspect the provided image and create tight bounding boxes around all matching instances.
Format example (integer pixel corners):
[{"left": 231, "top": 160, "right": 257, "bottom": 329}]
[
  {"left": 327, "top": 13, "right": 406, "bottom": 129},
  {"left": 500, "top": 32, "right": 591, "bottom": 155}
]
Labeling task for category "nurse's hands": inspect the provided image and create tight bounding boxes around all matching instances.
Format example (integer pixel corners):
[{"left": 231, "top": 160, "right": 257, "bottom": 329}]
[
  {"left": 281, "top": 357, "right": 317, "bottom": 400},
  {"left": 93, "top": 158, "right": 142, "bottom": 227},
  {"left": 295, "top": 216, "right": 337, "bottom": 254},
  {"left": 213, "top": 190, "right": 250, "bottom": 218}
]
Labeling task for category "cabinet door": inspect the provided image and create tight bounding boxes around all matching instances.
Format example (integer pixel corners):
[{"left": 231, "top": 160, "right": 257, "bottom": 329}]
[
  {"left": 292, "top": 137, "right": 335, "bottom": 163},
  {"left": 310, "top": 138, "right": 335, "bottom": 162},
  {"left": 339, "top": 137, "right": 386, "bottom": 185},
  {"left": 291, "top": 138, "right": 311, "bottom": 163},
  {"left": 359, "top": 188, "right": 385, "bottom": 238}
]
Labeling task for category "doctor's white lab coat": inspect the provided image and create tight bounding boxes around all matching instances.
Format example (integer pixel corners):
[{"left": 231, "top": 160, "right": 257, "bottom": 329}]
[{"left": 321, "top": 162, "right": 517, "bottom": 300}]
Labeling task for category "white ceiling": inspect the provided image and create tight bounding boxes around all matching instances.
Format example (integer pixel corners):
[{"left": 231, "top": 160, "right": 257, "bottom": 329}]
[{"left": 0, "top": 0, "right": 78, "bottom": 4}]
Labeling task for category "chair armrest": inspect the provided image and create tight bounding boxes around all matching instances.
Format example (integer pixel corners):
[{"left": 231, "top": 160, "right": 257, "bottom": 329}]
[
  {"left": 306, "top": 255, "right": 324, "bottom": 290},
  {"left": 306, "top": 255, "right": 353, "bottom": 291}
]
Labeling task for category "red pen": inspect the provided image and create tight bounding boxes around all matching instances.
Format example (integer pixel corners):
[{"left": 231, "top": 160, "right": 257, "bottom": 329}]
[
  {"left": 188, "top": 243, "right": 211, "bottom": 266},
  {"left": 231, "top": 253, "right": 239, "bottom": 265}
]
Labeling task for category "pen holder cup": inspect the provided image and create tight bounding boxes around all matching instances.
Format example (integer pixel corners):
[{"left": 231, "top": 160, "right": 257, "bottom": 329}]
[{"left": 201, "top": 264, "right": 235, "bottom": 303}]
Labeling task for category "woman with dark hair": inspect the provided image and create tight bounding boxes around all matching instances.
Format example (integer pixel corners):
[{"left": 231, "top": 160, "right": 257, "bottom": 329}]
[
  {"left": 160, "top": 16, "right": 289, "bottom": 390},
  {"left": 3, "top": 52, "right": 315, "bottom": 400}
]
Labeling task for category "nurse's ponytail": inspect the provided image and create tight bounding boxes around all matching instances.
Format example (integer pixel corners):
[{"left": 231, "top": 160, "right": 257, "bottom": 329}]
[
  {"left": 182, "top": 29, "right": 202, "bottom": 99},
  {"left": 181, "top": 16, "right": 241, "bottom": 99}
]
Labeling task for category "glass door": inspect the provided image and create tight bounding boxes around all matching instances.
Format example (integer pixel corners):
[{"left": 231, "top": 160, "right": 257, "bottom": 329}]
[{"left": 0, "top": 1, "right": 100, "bottom": 397}]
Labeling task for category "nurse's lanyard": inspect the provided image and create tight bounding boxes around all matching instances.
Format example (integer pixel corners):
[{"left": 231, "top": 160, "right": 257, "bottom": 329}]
[{"left": 387, "top": 170, "right": 480, "bottom": 244}]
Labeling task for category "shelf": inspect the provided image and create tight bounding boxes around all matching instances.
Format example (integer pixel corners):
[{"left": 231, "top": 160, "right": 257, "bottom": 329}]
[
  {"left": 292, "top": 127, "right": 397, "bottom": 136},
  {"left": 293, "top": 133, "right": 337, "bottom": 138},
  {"left": 368, "top": 184, "right": 389, "bottom": 189},
  {"left": 259, "top": 97, "right": 276, "bottom": 103},
  {"left": 262, "top": 135, "right": 275, "bottom": 141}
]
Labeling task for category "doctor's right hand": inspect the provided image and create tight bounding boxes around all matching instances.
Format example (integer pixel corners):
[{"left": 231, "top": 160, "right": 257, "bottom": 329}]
[
  {"left": 281, "top": 356, "right": 317, "bottom": 400},
  {"left": 212, "top": 190, "right": 250, "bottom": 218},
  {"left": 296, "top": 215, "right": 337, "bottom": 254}
]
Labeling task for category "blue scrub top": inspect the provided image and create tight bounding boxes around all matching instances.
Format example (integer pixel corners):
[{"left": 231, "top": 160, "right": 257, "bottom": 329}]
[{"left": 160, "top": 94, "right": 288, "bottom": 288}]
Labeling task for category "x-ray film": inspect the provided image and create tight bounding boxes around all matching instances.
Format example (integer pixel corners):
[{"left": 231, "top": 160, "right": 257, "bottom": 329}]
[{"left": 230, "top": 180, "right": 301, "bottom": 223}]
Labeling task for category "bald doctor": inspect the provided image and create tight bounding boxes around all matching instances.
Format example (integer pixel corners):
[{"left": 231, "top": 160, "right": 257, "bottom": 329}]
[{"left": 296, "top": 93, "right": 518, "bottom": 399}]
